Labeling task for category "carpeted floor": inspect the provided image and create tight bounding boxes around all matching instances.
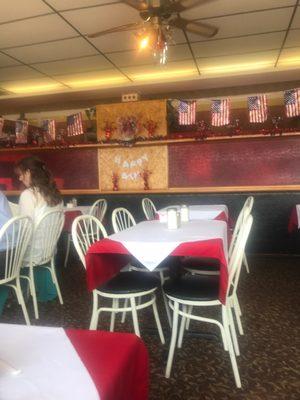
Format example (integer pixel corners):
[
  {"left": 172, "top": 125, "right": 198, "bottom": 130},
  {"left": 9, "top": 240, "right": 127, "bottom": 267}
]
[{"left": 1, "top": 253, "right": 300, "bottom": 400}]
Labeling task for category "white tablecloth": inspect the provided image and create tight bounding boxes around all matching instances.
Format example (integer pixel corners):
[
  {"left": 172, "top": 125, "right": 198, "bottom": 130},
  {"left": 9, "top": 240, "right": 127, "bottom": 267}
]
[
  {"left": 296, "top": 205, "right": 300, "bottom": 228},
  {"left": 0, "top": 324, "right": 99, "bottom": 400},
  {"left": 157, "top": 205, "right": 228, "bottom": 222},
  {"left": 109, "top": 220, "right": 228, "bottom": 271},
  {"left": 63, "top": 205, "right": 91, "bottom": 215}
]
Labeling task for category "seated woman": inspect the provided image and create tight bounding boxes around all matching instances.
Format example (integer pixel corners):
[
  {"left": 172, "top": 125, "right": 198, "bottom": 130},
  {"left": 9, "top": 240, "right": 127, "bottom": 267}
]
[{"left": 15, "top": 156, "right": 63, "bottom": 302}]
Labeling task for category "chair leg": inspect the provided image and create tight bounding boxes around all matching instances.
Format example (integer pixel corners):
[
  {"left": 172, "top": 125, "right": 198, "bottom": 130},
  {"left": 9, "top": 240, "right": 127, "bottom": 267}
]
[
  {"left": 89, "top": 291, "right": 99, "bottom": 330},
  {"left": 233, "top": 295, "right": 244, "bottom": 335},
  {"left": 29, "top": 267, "right": 39, "bottom": 319},
  {"left": 178, "top": 305, "right": 187, "bottom": 348},
  {"left": 64, "top": 234, "right": 71, "bottom": 268},
  {"left": 50, "top": 259, "right": 63, "bottom": 305},
  {"left": 130, "top": 297, "right": 141, "bottom": 337},
  {"left": 162, "top": 291, "right": 172, "bottom": 327},
  {"left": 121, "top": 298, "right": 128, "bottom": 323},
  {"left": 227, "top": 304, "right": 240, "bottom": 356},
  {"left": 222, "top": 305, "right": 242, "bottom": 388},
  {"left": 151, "top": 295, "right": 165, "bottom": 344},
  {"left": 186, "top": 305, "right": 193, "bottom": 330},
  {"left": 165, "top": 301, "right": 179, "bottom": 378},
  {"left": 110, "top": 298, "right": 118, "bottom": 332},
  {"left": 15, "top": 279, "right": 30, "bottom": 326},
  {"left": 243, "top": 253, "right": 250, "bottom": 273}
]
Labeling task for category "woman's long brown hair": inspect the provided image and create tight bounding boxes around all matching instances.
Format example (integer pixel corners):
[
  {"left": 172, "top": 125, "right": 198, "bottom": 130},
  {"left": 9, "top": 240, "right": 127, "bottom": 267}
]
[{"left": 15, "top": 156, "right": 62, "bottom": 207}]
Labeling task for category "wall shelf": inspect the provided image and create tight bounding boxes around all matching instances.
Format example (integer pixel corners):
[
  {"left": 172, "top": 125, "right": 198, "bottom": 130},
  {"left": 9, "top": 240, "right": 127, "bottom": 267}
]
[{"left": 1, "top": 131, "right": 300, "bottom": 152}]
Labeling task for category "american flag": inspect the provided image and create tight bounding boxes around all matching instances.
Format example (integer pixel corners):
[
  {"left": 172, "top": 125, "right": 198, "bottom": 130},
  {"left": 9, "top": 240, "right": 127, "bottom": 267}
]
[
  {"left": 178, "top": 100, "right": 196, "bottom": 125},
  {"left": 248, "top": 95, "right": 268, "bottom": 123},
  {"left": 211, "top": 99, "right": 230, "bottom": 126},
  {"left": 42, "top": 119, "right": 56, "bottom": 141},
  {"left": 284, "top": 88, "right": 300, "bottom": 118},
  {"left": 67, "top": 112, "right": 84, "bottom": 136}
]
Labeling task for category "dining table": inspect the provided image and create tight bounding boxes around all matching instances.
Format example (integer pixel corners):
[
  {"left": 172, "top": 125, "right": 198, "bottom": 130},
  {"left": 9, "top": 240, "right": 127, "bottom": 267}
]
[
  {"left": 156, "top": 204, "right": 229, "bottom": 223},
  {"left": 63, "top": 205, "right": 91, "bottom": 232},
  {"left": 86, "top": 219, "right": 228, "bottom": 304},
  {"left": 0, "top": 323, "right": 149, "bottom": 400},
  {"left": 288, "top": 205, "right": 300, "bottom": 233}
]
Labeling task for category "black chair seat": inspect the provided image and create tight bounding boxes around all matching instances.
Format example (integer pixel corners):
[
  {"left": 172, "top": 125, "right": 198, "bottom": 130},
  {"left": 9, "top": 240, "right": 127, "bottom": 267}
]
[
  {"left": 181, "top": 256, "right": 220, "bottom": 272},
  {"left": 98, "top": 271, "right": 160, "bottom": 294},
  {"left": 163, "top": 275, "right": 219, "bottom": 301}
]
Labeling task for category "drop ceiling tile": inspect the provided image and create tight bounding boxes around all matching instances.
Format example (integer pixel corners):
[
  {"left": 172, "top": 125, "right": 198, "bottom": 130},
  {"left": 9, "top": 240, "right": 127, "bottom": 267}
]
[
  {"left": 47, "top": 0, "right": 119, "bottom": 11},
  {"left": 33, "top": 55, "right": 112, "bottom": 75},
  {"left": 0, "top": 53, "right": 20, "bottom": 68},
  {"left": 123, "top": 60, "right": 198, "bottom": 81},
  {"left": 55, "top": 70, "right": 129, "bottom": 88},
  {"left": 107, "top": 44, "right": 191, "bottom": 67},
  {"left": 291, "top": 6, "right": 300, "bottom": 29},
  {"left": 279, "top": 47, "right": 300, "bottom": 60},
  {"left": 191, "top": 32, "right": 285, "bottom": 58},
  {"left": 0, "top": 0, "right": 52, "bottom": 23},
  {"left": 285, "top": 29, "right": 300, "bottom": 48},
  {"left": 187, "top": 8, "right": 293, "bottom": 42},
  {"left": 5, "top": 37, "right": 97, "bottom": 64},
  {"left": 197, "top": 50, "right": 278, "bottom": 67},
  {"left": 0, "top": 65, "right": 44, "bottom": 82},
  {"left": 0, "top": 14, "right": 77, "bottom": 49},
  {"left": 181, "top": 0, "right": 295, "bottom": 19},
  {"left": 61, "top": 4, "right": 140, "bottom": 35}
]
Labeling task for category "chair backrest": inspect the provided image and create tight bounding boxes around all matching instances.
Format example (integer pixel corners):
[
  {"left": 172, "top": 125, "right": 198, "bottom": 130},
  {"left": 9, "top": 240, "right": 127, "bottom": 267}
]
[
  {"left": 72, "top": 215, "right": 107, "bottom": 268},
  {"left": 89, "top": 199, "right": 107, "bottom": 222},
  {"left": 229, "top": 196, "right": 254, "bottom": 258},
  {"left": 30, "top": 210, "right": 64, "bottom": 266},
  {"left": 227, "top": 214, "right": 253, "bottom": 298},
  {"left": 142, "top": 198, "right": 156, "bottom": 220},
  {"left": 112, "top": 207, "right": 136, "bottom": 233},
  {"left": 8, "top": 201, "right": 19, "bottom": 217},
  {"left": 0, "top": 216, "right": 33, "bottom": 283}
]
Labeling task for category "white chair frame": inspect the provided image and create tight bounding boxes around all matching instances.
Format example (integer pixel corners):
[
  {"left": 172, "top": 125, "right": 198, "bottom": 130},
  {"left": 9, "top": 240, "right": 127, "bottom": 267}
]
[
  {"left": 112, "top": 207, "right": 136, "bottom": 233},
  {"left": 89, "top": 199, "right": 107, "bottom": 222},
  {"left": 0, "top": 216, "right": 33, "bottom": 325},
  {"left": 20, "top": 210, "right": 64, "bottom": 319},
  {"left": 72, "top": 214, "right": 165, "bottom": 343},
  {"left": 164, "top": 215, "right": 253, "bottom": 388},
  {"left": 8, "top": 201, "right": 19, "bottom": 217},
  {"left": 142, "top": 198, "right": 157, "bottom": 220}
]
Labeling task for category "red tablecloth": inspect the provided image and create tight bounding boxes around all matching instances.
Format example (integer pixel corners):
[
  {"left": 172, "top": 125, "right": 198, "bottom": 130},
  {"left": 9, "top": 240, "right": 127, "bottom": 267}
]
[
  {"left": 66, "top": 329, "right": 149, "bottom": 400},
  {"left": 63, "top": 210, "right": 82, "bottom": 232},
  {"left": 288, "top": 206, "right": 298, "bottom": 233},
  {"left": 86, "top": 237, "right": 228, "bottom": 304}
]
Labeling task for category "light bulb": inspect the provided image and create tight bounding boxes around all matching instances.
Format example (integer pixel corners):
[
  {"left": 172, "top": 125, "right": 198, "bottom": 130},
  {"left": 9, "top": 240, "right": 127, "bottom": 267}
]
[{"left": 139, "top": 35, "right": 150, "bottom": 50}]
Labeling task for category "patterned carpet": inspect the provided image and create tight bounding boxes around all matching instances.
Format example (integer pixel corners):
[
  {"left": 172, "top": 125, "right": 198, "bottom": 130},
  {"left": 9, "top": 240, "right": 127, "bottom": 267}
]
[{"left": 1, "top": 251, "right": 300, "bottom": 400}]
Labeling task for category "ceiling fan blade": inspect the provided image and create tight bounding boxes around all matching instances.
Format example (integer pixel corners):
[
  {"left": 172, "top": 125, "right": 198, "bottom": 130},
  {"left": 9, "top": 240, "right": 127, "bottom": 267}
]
[
  {"left": 87, "top": 23, "right": 143, "bottom": 38},
  {"left": 167, "top": 0, "right": 217, "bottom": 13},
  {"left": 170, "top": 17, "right": 218, "bottom": 37},
  {"left": 122, "top": 0, "right": 149, "bottom": 11}
]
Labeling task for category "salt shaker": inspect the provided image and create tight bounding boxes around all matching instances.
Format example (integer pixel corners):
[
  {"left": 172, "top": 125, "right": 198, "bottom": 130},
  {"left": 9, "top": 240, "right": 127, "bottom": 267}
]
[
  {"left": 180, "top": 205, "right": 189, "bottom": 222},
  {"left": 167, "top": 208, "right": 178, "bottom": 229}
]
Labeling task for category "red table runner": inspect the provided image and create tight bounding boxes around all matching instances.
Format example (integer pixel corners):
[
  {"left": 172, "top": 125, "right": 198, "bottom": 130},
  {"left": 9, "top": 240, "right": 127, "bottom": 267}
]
[
  {"left": 86, "top": 237, "right": 228, "bottom": 304},
  {"left": 63, "top": 210, "right": 82, "bottom": 232},
  {"left": 288, "top": 206, "right": 298, "bottom": 233},
  {"left": 66, "top": 329, "right": 149, "bottom": 400}
]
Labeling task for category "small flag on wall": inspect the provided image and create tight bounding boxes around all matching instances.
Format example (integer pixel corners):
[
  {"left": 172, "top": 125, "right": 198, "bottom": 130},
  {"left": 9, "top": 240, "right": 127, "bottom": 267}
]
[
  {"left": 42, "top": 119, "right": 56, "bottom": 142},
  {"left": 248, "top": 95, "right": 268, "bottom": 123},
  {"left": 67, "top": 112, "right": 84, "bottom": 136},
  {"left": 211, "top": 99, "right": 230, "bottom": 126},
  {"left": 178, "top": 100, "right": 196, "bottom": 125},
  {"left": 284, "top": 88, "right": 300, "bottom": 118}
]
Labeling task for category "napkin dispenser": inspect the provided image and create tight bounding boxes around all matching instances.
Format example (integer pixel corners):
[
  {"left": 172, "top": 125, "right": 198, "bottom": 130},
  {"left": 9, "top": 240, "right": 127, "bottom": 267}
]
[
  {"left": 180, "top": 205, "right": 190, "bottom": 222},
  {"left": 167, "top": 207, "right": 179, "bottom": 229}
]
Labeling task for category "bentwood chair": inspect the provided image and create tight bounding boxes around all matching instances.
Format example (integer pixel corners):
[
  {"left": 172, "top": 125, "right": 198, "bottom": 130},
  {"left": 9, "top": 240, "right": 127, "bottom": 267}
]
[
  {"left": 21, "top": 210, "right": 64, "bottom": 319},
  {"left": 142, "top": 198, "right": 157, "bottom": 220},
  {"left": 89, "top": 199, "right": 107, "bottom": 223},
  {"left": 72, "top": 214, "right": 165, "bottom": 342},
  {"left": 8, "top": 201, "right": 19, "bottom": 217},
  {"left": 0, "top": 216, "right": 33, "bottom": 325},
  {"left": 163, "top": 214, "right": 253, "bottom": 388}
]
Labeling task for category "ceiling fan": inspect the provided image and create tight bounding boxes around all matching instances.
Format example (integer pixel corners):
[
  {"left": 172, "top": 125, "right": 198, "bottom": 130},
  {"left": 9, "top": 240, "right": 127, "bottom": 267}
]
[{"left": 88, "top": 0, "right": 219, "bottom": 40}]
